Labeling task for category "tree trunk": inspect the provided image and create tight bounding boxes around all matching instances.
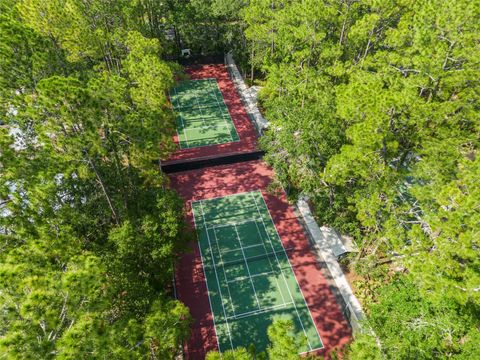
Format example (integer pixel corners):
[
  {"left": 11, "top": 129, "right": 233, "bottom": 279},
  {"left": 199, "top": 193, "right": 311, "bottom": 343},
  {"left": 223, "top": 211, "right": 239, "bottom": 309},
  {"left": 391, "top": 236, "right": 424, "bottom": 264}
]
[
  {"left": 84, "top": 151, "right": 120, "bottom": 225},
  {"left": 250, "top": 44, "right": 255, "bottom": 82},
  {"left": 105, "top": 126, "right": 129, "bottom": 214},
  {"left": 339, "top": 1, "right": 352, "bottom": 46}
]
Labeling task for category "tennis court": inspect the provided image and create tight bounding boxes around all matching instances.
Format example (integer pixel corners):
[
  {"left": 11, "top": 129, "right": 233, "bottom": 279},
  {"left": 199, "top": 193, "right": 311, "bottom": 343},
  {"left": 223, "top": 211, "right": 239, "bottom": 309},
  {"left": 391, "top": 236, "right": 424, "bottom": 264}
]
[
  {"left": 191, "top": 191, "right": 323, "bottom": 354},
  {"left": 170, "top": 79, "right": 240, "bottom": 149}
]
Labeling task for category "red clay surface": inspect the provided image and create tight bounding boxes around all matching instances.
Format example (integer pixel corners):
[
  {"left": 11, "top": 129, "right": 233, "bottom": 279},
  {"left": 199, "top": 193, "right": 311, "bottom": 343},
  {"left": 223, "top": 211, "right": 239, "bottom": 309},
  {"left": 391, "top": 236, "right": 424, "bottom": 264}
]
[
  {"left": 169, "top": 160, "right": 351, "bottom": 359},
  {"left": 164, "top": 64, "right": 258, "bottom": 165}
]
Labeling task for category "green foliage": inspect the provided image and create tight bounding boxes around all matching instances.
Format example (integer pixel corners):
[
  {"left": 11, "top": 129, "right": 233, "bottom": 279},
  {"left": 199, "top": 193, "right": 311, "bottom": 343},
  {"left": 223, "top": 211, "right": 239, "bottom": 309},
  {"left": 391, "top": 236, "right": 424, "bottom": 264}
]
[
  {"left": 0, "top": 1, "right": 191, "bottom": 359},
  {"left": 206, "top": 347, "right": 253, "bottom": 360},
  {"left": 18, "top": 0, "right": 131, "bottom": 65},
  {"left": 0, "top": 247, "right": 190, "bottom": 359},
  {"left": 2, "top": 0, "right": 479, "bottom": 358},
  {"left": 0, "top": 227, "right": 105, "bottom": 357},
  {"left": 206, "top": 319, "right": 303, "bottom": 360},
  {"left": 267, "top": 319, "right": 303, "bottom": 360},
  {"left": 168, "top": 0, "right": 245, "bottom": 55},
  {"left": 356, "top": 277, "right": 480, "bottom": 359},
  {"left": 242, "top": 0, "right": 480, "bottom": 358},
  {"left": 344, "top": 332, "right": 382, "bottom": 360},
  {"left": 143, "top": 300, "right": 192, "bottom": 358},
  {"left": 0, "top": 7, "right": 64, "bottom": 113}
]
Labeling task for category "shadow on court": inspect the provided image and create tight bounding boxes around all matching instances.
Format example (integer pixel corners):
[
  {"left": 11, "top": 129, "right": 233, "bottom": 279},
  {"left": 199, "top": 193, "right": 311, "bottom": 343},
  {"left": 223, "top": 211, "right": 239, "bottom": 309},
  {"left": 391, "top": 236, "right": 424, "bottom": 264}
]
[
  {"left": 163, "top": 64, "right": 258, "bottom": 164},
  {"left": 169, "top": 160, "right": 352, "bottom": 359},
  {"left": 192, "top": 192, "right": 322, "bottom": 353},
  {"left": 172, "top": 79, "right": 240, "bottom": 149}
]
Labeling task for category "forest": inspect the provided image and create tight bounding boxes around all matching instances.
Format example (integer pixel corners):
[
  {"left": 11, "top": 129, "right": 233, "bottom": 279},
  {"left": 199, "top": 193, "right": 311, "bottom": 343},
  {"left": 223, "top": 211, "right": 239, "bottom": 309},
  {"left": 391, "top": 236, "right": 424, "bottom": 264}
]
[{"left": 0, "top": 0, "right": 478, "bottom": 359}]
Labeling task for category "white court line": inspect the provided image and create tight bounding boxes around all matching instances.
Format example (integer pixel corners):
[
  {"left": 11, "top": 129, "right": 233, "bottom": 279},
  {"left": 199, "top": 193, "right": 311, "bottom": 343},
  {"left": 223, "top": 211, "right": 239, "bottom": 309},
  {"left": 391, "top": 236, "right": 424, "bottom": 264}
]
[
  {"left": 182, "top": 113, "right": 225, "bottom": 123},
  {"left": 183, "top": 125, "right": 216, "bottom": 132},
  {"left": 207, "top": 218, "right": 259, "bottom": 230},
  {"left": 250, "top": 192, "right": 314, "bottom": 351},
  {"left": 173, "top": 87, "right": 228, "bottom": 148},
  {"left": 170, "top": 86, "right": 182, "bottom": 108},
  {"left": 219, "top": 113, "right": 238, "bottom": 141},
  {"left": 172, "top": 87, "right": 190, "bottom": 148},
  {"left": 193, "top": 192, "right": 324, "bottom": 354},
  {"left": 209, "top": 79, "right": 235, "bottom": 142},
  {"left": 192, "top": 190, "right": 260, "bottom": 203},
  {"left": 209, "top": 79, "right": 224, "bottom": 109},
  {"left": 176, "top": 102, "right": 218, "bottom": 112},
  {"left": 255, "top": 192, "right": 325, "bottom": 350},
  {"left": 192, "top": 88, "right": 207, "bottom": 127},
  {"left": 252, "top": 219, "right": 288, "bottom": 305},
  {"left": 222, "top": 243, "right": 263, "bottom": 254},
  {"left": 233, "top": 224, "right": 262, "bottom": 310},
  {"left": 168, "top": 90, "right": 184, "bottom": 149},
  {"left": 256, "top": 192, "right": 324, "bottom": 350},
  {"left": 212, "top": 80, "right": 238, "bottom": 141},
  {"left": 197, "top": 201, "right": 235, "bottom": 351},
  {"left": 227, "top": 302, "right": 294, "bottom": 321},
  {"left": 181, "top": 120, "right": 232, "bottom": 132},
  {"left": 212, "top": 79, "right": 234, "bottom": 116},
  {"left": 221, "top": 215, "right": 289, "bottom": 308},
  {"left": 227, "top": 271, "right": 275, "bottom": 284},
  {"left": 192, "top": 79, "right": 233, "bottom": 142},
  {"left": 211, "top": 219, "right": 288, "bottom": 313},
  {"left": 176, "top": 78, "right": 217, "bottom": 84},
  {"left": 212, "top": 228, "right": 237, "bottom": 317},
  {"left": 190, "top": 205, "right": 224, "bottom": 353}
]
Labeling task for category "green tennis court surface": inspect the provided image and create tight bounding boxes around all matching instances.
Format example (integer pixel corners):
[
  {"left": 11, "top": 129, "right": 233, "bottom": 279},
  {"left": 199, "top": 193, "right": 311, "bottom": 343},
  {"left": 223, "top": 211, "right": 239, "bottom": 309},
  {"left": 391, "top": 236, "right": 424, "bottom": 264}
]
[
  {"left": 170, "top": 79, "right": 240, "bottom": 149},
  {"left": 191, "top": 191, "right": 323, "bottom": 354}
]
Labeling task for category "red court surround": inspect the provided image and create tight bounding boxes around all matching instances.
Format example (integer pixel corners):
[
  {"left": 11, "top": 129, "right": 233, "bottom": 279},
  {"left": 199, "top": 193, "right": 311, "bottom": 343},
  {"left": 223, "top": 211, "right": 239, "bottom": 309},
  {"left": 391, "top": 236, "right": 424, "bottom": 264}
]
[
  {"left": 169, "top": 161, "right": 352, "bottom": 359},
  {"left": 163, "top": 64, "right": 258, "bottom": 165}
]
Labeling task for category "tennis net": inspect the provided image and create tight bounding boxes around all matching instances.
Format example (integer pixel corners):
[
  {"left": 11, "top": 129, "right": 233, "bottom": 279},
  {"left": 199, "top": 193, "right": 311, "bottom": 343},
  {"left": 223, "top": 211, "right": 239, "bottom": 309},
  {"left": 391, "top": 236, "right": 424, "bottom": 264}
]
[
  {"left": 175, "top": 102, "right": 221, "bottom": 112},
  {"left": 209, "top": 247, "right": 294, "bottom": 270}
]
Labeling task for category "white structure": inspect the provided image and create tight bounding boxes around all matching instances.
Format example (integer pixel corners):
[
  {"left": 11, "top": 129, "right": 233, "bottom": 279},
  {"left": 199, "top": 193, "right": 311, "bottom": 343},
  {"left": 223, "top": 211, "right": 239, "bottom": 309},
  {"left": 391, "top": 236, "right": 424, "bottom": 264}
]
[
  {"left": 297, "top": 196, "right": 365, "bottom": 333},
  {"left": 181, "top": 48, "right": 191, "bottom": 58},
  {"left": 225, "top": 52, "right": 268, "bottom": 134}
]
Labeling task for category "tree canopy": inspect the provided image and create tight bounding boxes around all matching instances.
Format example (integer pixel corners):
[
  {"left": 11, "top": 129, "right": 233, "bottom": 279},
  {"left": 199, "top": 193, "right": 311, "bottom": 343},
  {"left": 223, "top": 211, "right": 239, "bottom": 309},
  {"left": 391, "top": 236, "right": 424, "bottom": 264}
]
[
  {"left": 1, "top": 1, "right": 191, "bottom": 358},
  {"left": 240, "top": 0, "right": 480, "bottom": 358},
  {"left": 1, "top": 0, "right": 479, "bottom": 359}
]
